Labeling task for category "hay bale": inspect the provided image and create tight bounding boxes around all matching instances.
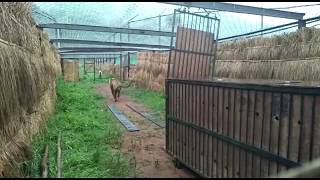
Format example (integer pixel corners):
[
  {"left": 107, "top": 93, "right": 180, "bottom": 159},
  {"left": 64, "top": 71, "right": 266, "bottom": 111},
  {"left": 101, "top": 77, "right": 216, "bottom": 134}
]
[
  {"left": 63, "top": 60, "right": 79, "bottom": 82},
  {"left": 0, "top": 2, "right": 60, "bottom": 176}
]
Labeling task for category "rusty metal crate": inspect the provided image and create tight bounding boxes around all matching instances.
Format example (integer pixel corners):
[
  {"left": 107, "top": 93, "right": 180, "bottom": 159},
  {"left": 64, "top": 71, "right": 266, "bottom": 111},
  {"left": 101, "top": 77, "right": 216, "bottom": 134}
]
[{"left": 165, "top": 78, "right": 320, "bottom": 177}]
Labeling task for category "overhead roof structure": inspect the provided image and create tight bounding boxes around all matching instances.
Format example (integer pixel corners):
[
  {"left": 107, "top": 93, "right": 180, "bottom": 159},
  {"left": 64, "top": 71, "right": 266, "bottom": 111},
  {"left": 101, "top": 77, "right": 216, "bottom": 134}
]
[
  {"left": 39, "top": 2, "right": 308, "bottom": 59},
  {"left": 162, "top": 2, "right": 305, "bottom": 20},
  {"left": 38, "top": 23, "right": 175, "bottom": 37}
]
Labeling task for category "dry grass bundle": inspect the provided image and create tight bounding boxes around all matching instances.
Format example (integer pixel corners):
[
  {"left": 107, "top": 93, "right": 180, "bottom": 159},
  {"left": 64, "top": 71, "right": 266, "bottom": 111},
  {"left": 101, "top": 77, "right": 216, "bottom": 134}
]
[
  {"left": 217, "top": 27, "right": 320, "bottom": 61},
  {"left": 0, "top": 2, "right": 60, "bottom": 176},
  {"left": 132, "top": 51, "right": 169, "bottom": 91},
  {"left": 0, "top": 2, "right": 41, "bottom": 54},
  {"left": 215, "top": 58, "right": 320, "bottom": 81}
]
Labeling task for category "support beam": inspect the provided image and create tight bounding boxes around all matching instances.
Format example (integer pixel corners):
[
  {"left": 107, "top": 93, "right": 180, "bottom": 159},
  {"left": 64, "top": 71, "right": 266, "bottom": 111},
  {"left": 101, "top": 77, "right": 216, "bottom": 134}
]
[
  {"left": 51, "top": 39, "right": 171, "bottom": 49},
  {"left": 163, "top": 2, "right": 305, "bottom": 20},
  {"left": 58, "top": 47, "right": 165, "bottom": 53},
  {"left": 39, "top": 23, "right": 175, "bottom": 37}
]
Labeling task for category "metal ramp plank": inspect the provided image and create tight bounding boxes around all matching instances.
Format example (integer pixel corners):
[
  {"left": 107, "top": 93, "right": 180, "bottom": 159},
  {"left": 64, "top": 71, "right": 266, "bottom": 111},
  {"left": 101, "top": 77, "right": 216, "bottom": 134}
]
[
  {"left": 126, "top": 104, "right": 165, "bottom": 128},
  {"left": 107, "top": 105, "right": 139, "bottom": 132}
]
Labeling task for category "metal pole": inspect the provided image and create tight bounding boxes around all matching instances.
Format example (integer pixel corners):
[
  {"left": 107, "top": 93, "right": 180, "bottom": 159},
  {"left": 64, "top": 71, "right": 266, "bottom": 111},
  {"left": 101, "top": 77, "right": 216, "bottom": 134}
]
[
  {"left": 128, "top": 52, "right": 130, "bottom": 79},
  {"left": 261, "top": 3, "right": 264, "bottom": 36},
  {"left": 159, "top": 15, "right": 161, "bottom": 45},
  {"left": 128, "top": 22, "right": 130, "bottom": 42},
  {"left": 120, "top": 54, "right": 123, "bottom": 80},
  {"left": 94, "top": 58, "right": 96, "bottom": 81},
  {"left": 84, "top": 58, "right": 86, "bottom": 74}
]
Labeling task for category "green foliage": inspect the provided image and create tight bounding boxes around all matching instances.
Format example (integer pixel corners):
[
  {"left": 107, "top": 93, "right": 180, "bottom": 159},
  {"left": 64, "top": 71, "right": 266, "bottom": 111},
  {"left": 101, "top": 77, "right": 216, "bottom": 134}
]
[{"left": 25, "top": 74, "right": 133, "bottom": 178}]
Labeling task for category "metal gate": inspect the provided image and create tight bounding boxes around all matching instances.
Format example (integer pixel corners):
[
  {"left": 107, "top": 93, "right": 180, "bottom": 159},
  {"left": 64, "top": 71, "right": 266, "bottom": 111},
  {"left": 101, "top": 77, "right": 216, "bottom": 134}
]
[{"left": 164, "top": 9, "right": 320, "bottom": 178}]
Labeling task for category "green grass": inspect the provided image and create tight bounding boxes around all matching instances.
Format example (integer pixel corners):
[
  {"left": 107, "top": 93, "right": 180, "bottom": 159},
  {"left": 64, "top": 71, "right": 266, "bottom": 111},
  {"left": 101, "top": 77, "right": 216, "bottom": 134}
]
[
  {"left": 24, "top": 72, "right": 133, "bottom": 178},
  {"left": 122, "top": 86, "right": 165, "bottom": 120}
]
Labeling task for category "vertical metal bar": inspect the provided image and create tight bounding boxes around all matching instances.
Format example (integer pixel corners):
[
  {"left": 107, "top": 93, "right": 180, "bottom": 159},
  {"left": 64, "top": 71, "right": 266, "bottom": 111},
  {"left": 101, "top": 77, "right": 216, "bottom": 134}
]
[
  {"left": 159, "top": 15, "right": 161, "bottom": 45},
  {"left": 206, "top": 18, "right": 215, "bottom": 80},
  {"left": 93, "top": 58, "right": 96, "bottom": 81},
  {"left": 83, "top": 59, "right": 86, "bottom": 74},
  {"left": 285, "top": 93, "right": 292, "bottom": 170},
  {"left": 120, "top": 54, "right": 123, "bottom": 80},
  {"left": 204, "top": 17, "right": 213, "bottom": 80},
  {"left": 212, "top": 19, "right": 220, "bottom": 78},
  {"left": 202, "top": 16, "right": 210, "bottom": 79},
  {"left": 232, "top": 89, "right": 237, "bottom": 177},
  {"left": 128, "top": 52, "right": 130, "bottom": 79},
  {"left": 185, "top": 13, "right": 194, "bottom": 80},
  {"left": 298, "top": 96, "right": 304, "bottom": 163},
  {"left": 174, "top": 12, "right": 185, "bottom": 78},
  {"left": 180, "top": 12, "right": 190, "bottom": 79},
  {"left": 165, "top": 80, "right": 169, "bottom": 152},
  {"left": 310, "top": 96, "right": 316, "bottom": 160},
  {"left": 197, "top": 15, "right": 206, "bottom": 80},
  {"left": 166, "top": 10, "right": 177, "bottom": 79}
]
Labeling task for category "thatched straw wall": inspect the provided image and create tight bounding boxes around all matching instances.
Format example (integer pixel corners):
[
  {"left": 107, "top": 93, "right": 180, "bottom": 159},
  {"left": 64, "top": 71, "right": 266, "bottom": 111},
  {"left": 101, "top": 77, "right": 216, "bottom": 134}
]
[
  {"left": 0, "top": 2, "right": 60, "bottom": 176},
  {"left": 215, "top": 27, "right": 320, "bottom": 81},
  {"left": 133, "top": 51, "right": 169, "bottom": 91}
]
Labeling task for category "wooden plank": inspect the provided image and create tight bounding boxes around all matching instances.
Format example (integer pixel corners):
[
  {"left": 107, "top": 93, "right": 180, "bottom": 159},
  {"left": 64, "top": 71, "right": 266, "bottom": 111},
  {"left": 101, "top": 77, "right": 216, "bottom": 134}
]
[
  {"left": 217, "top": 87, "right": 223, "bottom": 177},
  {"left": 252, "top": 91, "right": 264, "bottom": 177},
  {"left": 227, "top": 89, "right": 235, "bottom": 177},
  {"left": 222, "top": 88, "right": 229, "bottom": 177},
  {"left": 288, "top": 95, "right": 302, "bottom": 165},
  {"left": 261, "top": 92, "right": 272, "bottom": 177},
  {"left": 269, "top": 93, "right": 281, "bottom": 176},
  {"left": 107, "top": 105, "right": 139, "bottom": 132},
  {"left": 239, "top": 90, "right": 248, "bottom": 177},
  {"left": 233, "top": 89, "right": 241, "bottom": 178},
  {"left": 278, "top": 93, "right": 290, "bottom": 172},
  {"left": 312, "top": 96, "right": 320, "bottom": 159},
  {"left": 299, "top": 96, "right": 313, "bottom": 163},
  {"left": 246, "top": 90, "right": 256, "bottom": 177}
]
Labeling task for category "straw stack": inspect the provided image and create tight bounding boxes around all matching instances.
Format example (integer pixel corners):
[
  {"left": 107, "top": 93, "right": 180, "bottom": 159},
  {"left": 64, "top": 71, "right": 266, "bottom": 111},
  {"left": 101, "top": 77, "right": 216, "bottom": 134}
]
[{"left": 0, "top": 2, "right": 60, "bottom": 176}]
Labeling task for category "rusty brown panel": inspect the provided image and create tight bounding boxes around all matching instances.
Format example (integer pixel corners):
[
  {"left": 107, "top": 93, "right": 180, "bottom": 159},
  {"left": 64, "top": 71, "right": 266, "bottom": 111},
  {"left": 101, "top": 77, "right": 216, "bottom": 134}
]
[
  {"left": 199, "top": 85, "right": 205, "bottom": 174},
  {"left": 217, "top": 87, "right": 224, "bottom": 178},
  {"left": 208, "top": 86, "right": 214, "bottom": 177},
  {"left": 299, "top": 96, "right": 313, "bottom": 163},
  {"left": 202, "top": 85, "right": 209, "bottom": 176},
  {"left": 239, "top": 90, "right": 248, "bottom": 178},
  {"left": 222, "top": 88, "right": 230, "bottom": 177},
  {"left": 278, "top": 93, "right": 290, "bottom": 172},
  {"left": 192, "top": 84, "right": 196, "bottom": 169},
  {"left": 269, "top": 93, "right": 281, "bottom": 176},
  {"left": 252, "top": 91, "right": 264, "bottom": 177},
  {"left": 185, "top": 83, "right": 191, "bottom": 166},
  {"left": 288, "top": 95, "right": 301, "bottom": 164},
  {"left": 175, "top": 83, "right": 179, "bottom": 159},
  {"left": 261, "top": 92, "right": 272, "bottom": 177},
  {"left": 312, "top": 96, "right": 320, "bottom": 159},
  {"left": 173, "top": 27, "right": 183, "bottom": 78},
  {"left": 180, "top": 83, "right": 186, "bottom": 162},
  {"left": 227, "top": 89, "right": 235, "bottom": 178},
  {"left": 212, "top": 87, "right": 219, "bottom": 177},
  {"left": 169, "top": 83, "right": 173, "bottom": 154},
  {"left": 233, "top": 89, "right": 242, "bottom": 178},
  {"left": 246, "top": 90, "right": 256, "bottom": 177}
]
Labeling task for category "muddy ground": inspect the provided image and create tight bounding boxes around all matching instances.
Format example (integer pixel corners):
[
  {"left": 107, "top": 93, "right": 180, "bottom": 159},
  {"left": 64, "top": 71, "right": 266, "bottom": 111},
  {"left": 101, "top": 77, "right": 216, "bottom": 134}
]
[{"left": 96, "top": 83, "right": 195, "bottom": 178}]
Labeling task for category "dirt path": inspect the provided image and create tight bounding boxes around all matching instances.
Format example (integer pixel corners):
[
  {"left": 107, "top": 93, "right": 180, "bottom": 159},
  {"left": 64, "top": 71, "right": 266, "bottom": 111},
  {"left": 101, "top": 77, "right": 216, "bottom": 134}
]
[{"left": 96, "top": 83, "right": 195, "bottom": 178}]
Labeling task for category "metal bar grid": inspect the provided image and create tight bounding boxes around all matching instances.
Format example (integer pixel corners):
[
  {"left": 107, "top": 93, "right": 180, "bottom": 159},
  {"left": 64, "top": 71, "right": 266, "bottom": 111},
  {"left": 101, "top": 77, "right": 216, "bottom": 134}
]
[{"left": 167, "top": 9, "right": 220, "bottom": 80}]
